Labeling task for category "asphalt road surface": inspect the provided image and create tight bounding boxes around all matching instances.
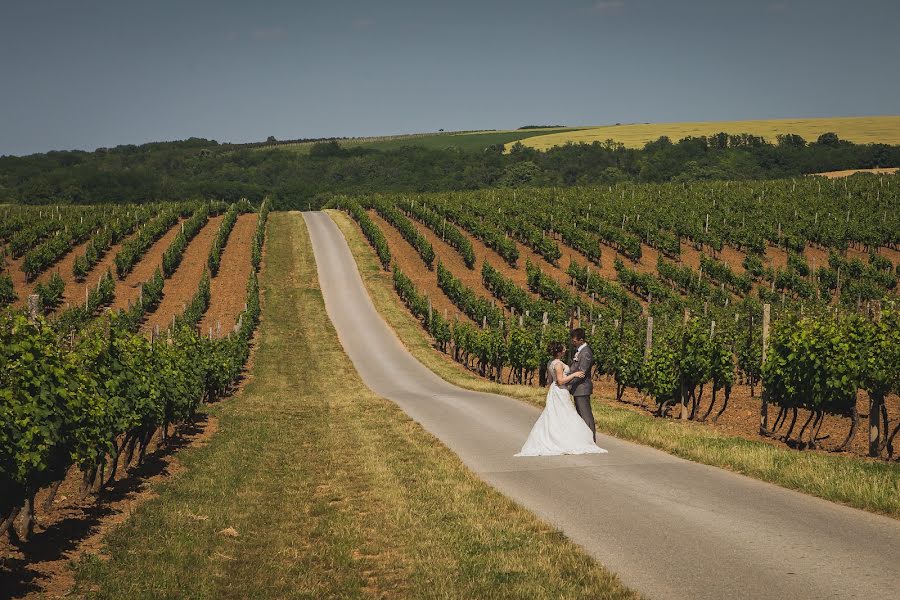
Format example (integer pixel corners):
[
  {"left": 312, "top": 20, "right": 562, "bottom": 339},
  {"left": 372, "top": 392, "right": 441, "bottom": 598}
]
[{"left": 303, "top": 210, "right": 900, "bottom": 600}]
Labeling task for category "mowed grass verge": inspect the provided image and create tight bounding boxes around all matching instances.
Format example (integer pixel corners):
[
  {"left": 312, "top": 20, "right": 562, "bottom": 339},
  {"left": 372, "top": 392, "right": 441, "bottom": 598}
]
[
  {"left": 512, "top": 115, "right": 900, "bottom": 150},
  {"left": 328, "top": 209, "right": 900, "bottom": 519},
  {"left": 73, "top": 212, "right": 637, "bottom": 599}
]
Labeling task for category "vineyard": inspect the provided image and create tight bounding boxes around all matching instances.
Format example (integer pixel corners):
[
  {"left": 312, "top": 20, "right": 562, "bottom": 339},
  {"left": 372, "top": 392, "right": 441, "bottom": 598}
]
[
  {"left": 328, "top": 173, "right": 900, "bottom": 461},
  {"left": 0, "top": 198, "right": 269, "bottom": 547}
]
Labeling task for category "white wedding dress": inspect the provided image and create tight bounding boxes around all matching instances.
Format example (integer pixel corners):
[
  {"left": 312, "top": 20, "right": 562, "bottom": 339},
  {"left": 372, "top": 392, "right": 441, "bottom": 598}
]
[{"left": 515, "top": 359, "right": 608, "bottom": 457}]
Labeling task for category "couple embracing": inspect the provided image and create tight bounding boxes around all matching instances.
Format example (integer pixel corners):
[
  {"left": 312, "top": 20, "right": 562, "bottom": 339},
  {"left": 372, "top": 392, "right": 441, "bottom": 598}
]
[{"left": 516, "top": 328, "right": 608, "bottom": 457}]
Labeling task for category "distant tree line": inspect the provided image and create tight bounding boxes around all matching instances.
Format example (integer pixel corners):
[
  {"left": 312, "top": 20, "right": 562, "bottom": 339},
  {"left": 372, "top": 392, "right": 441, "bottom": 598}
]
[{"left": 1, "top": 132, "right": 898, "bottom": 210}]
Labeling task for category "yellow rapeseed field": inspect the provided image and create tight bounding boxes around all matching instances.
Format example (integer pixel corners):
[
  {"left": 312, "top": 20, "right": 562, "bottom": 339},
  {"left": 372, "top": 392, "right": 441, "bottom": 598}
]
[{"left": 509, "top": 116, "right": 900, "bottom": 150}]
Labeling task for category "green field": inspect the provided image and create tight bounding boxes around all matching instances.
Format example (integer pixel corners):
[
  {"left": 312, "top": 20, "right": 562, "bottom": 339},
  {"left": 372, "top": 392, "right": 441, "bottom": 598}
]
[
  {"left": 258, "top": 127, "right": 586, "bottom": 154},
  {"left": 510, "top": 116, "right": 900, "bottom": 150}
]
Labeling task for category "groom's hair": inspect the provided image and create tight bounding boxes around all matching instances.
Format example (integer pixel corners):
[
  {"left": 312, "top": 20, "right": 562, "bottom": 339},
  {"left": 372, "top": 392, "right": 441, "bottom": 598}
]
[{"left": 570, "top": 328, "right": 586, "bottom": 342}]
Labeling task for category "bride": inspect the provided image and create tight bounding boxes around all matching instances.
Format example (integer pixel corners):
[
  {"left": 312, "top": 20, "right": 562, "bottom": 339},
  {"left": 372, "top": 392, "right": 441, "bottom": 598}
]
[{"left": 516, "top": 341, "right": 608, "bottom": 457}]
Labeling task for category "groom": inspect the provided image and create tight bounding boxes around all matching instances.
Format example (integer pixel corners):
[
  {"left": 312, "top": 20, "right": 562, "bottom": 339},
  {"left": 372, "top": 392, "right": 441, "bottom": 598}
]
[{"left": 567, "top": 328, "right": 596, "bottom": 441}]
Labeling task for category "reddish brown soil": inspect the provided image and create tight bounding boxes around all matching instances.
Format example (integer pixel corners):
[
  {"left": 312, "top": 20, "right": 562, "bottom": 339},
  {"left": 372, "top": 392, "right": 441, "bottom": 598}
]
[
  {"left": 110, "top": 221, "right": 184, "bottom": 312},
  {"left": 0, "top": 415, "right": 219, "bottom": 600},
  {"left": 844, "top": 246, "right": 865, "bottom": 263},
  {"left": 199, "top": 213, "right": 258, "bottom": 337},
  {"left": 765, "top": 244, "right": 789, "bottom": 270},
  {"left": 454, "top": 224, "right": 625, "bottom": 315},
  {"left": 622, "top": 242, "right": 661, "bottom": 276},
  {"left": 595, "top": 376, "right": 900, "bottom": 460},
  {"left": 143, "top": 216, "right": 222, "bottom": 334},
  {"left": 368, "top": 211, "right": 474, "bottom": 324},
  {"left": 803, "top": 244, "right": 830, "bottom": 273},
  {"left": 4, "top": 256, "right": 28, "bottom": 306},
  {"left": 7, "top": 239, "right": 93, "bottom": 310},
  {"left": 410, "top": 219, "right": 488, "bottom": 295},
  {"left": 576, "top": 239, "right": 618, "bottom": 280},
  {"left": 878, "top": 246, "right": 900, "bottom": 265},
  {"left": 678, "top": 241, "right": 702, "bottom": 270},
  {"left": 719, "top": 245, "right": 748, "bottom": 273},
  {"left": 56, "top": 230, "right": 142, "bottom": 313},
  {"left": 455, "top": 228, "right": 528, "bottom": 288}
]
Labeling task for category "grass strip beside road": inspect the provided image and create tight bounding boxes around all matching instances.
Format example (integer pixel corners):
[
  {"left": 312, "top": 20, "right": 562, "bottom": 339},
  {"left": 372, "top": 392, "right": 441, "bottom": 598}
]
[
  {"left": 73, "top": 211, "right": 637, "bottom": 599},
  {"left": 329, "top": 209, "right": 900, "bottom": 519}
]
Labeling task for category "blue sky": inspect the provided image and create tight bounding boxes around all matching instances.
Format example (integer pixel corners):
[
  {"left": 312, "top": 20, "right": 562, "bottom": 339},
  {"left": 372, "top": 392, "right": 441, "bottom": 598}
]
[{"left": 2, "top": 0, "right": 898, "bottom": 155}]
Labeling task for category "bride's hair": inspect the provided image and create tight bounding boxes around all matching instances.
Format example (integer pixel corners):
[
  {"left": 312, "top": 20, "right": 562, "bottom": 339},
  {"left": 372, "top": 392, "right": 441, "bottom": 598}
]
[{"left": 547, "top": 341, "right": 564, "bottom": 357}]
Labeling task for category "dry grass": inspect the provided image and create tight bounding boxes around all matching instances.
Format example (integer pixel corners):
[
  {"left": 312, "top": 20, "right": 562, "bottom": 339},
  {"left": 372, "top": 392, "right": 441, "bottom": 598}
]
[
  {"left": 330, "top": 209, "right": 900, "bottom": 519},
  {"left": 511, "top": 115, "right": 900, "bottom": 150},
  {"left": 814, "top": 167, "right": 900, "bottom": 178},
  {"left": 72, "top": 212, "right": 638, "bottom": 599}
]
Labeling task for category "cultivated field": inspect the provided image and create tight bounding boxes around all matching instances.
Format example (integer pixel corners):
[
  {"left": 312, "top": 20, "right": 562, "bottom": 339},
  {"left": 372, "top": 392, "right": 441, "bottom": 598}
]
[
  {"left": 329, "top": 173, "right": 900, "bottom": 468},
  {"left": 815, "top": 167, "right": 900, "bottom": 178},
  {"left": 1, "top": 200, "right": 269, "bottom": 595},
  {"left": 508, "top": 115, "right": 900, "bottom": 150},
  {"left": 1, "top": 209, "right": 638, "bottom": 599},
  {"left": 3, "top": 188, "right": 900, "bottom": 597},
  {"left": 256, "top": 126, "right": 585, "bottom": 154},
  {"left": 3, "top": 176, "right": 900, "bottom": 596}
]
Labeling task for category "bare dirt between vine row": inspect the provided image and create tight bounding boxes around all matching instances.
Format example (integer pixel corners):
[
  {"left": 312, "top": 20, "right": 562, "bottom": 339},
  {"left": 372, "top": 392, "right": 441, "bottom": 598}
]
[
  {"left": 142, "top": 216, "right": 222, "bottom": 334},
  {"left": 0, "top": 416, "right": 219, "bottom": 600},
  {"left": 3, "top": 237, "right": 90, "bottom": 310},
  {"left": 199, "top": 213, "right": 258, "bottom": 337},
  {"left": 55, "top": 229, "right": 143, "bottom": 313},
  {"left": 367, "top": 210, "right": 473, "bottom": 324},
  {"left": 407, "top": 215, "right": 555, "bottom": 308},
  {"left": 6, "top": 239, "right": 93, "bottom": 310},
  {"left": 447, "top": 218, "right": 631, "bottom": 312},
  {"left": 597, "top": 377, "right": 900, "bottom": 460},
  {"left": 110, "top": 220, "right": 184, "bottom": 312}
]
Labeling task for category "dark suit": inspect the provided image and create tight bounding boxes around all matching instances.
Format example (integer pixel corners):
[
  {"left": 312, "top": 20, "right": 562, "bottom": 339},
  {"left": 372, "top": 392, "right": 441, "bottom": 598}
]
[{"left": 568, "top": 343, "right": 596, "bottom": 440}]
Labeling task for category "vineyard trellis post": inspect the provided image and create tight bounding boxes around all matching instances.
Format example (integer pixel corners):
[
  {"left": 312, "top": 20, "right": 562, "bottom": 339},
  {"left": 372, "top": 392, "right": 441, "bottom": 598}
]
[
  {"left": 27, "top": 294, "right": 39, "bottom": 320},
  {"left": 644, "top": 316, "right": 653, "bottom": 360},
  {"left": 869, "top": 398, "right": 883, "bottom": 457},
  {"left": 760, "top": 303, "right": 770, "bottom": 435},
  {"left": 681, "top": 308, "right": 690, "bottom": 420}
]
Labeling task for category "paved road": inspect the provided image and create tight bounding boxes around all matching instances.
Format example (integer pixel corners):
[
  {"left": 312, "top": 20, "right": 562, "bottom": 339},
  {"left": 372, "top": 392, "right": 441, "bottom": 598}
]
[{"left": 303, "top": 211, "right": 900, "bottom": 600}]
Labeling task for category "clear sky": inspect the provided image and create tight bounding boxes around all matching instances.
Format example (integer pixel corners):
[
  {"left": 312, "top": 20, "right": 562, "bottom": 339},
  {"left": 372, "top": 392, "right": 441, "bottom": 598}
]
[{"left": 2, "top": 0, "right": 898, "bottom": 156}]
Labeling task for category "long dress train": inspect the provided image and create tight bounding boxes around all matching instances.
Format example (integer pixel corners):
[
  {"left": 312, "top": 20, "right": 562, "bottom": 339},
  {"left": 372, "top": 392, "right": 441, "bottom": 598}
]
[{"left": 515, "top": 359, "right": 608, "bottom": 457}]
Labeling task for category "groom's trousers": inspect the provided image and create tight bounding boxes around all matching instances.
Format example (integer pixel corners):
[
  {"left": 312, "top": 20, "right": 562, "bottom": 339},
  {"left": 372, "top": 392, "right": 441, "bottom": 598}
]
[{"left": 574, "top": 395, "right": 596, "bottom": 441}]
